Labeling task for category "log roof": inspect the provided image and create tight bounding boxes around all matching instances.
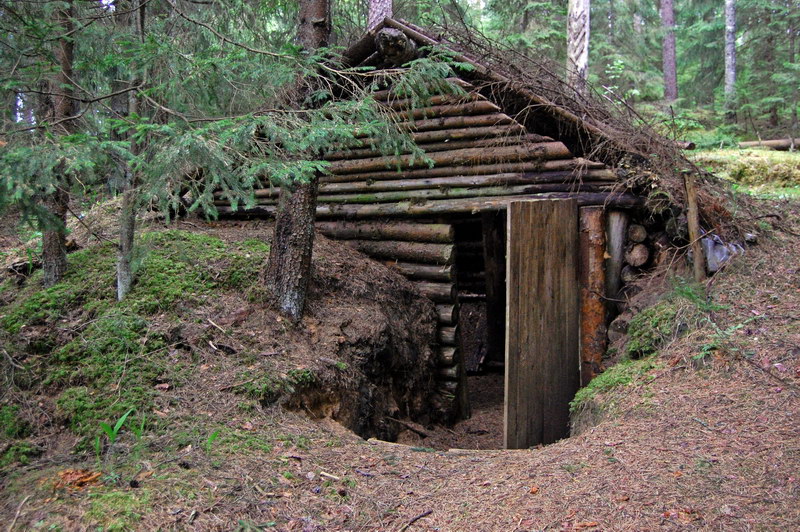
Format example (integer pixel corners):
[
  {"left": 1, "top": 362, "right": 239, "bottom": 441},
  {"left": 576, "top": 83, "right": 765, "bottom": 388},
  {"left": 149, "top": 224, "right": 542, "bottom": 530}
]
[{"left": 342, "top": 18, "right": 628, "bottom": 167}]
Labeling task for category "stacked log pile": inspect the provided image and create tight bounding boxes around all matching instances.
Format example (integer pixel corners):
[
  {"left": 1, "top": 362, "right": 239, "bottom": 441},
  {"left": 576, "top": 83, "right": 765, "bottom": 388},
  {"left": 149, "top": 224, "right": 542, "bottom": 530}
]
[
  {"left": 316, "top": 221, "right": 467, "bottom": 420},
  {"left": 214, "top": 82, "right": 641, "bottom": 219},
  {"left": 605, "top": 213, "right": 673, "bottom": 343}
]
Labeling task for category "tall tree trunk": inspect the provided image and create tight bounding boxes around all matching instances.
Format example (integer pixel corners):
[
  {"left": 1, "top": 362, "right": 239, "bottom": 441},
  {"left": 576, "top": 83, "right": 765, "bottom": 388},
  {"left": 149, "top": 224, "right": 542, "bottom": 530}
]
[
  {"left": 790, "top": 18, "right": 798, "bottom": 149},
  {"left": 117, "top": 0, "right": 145, "bottom": 301},
  {"left": 660, "top": 0, "right": 678, "bottom": 102},
  {"left": 42, "top": 1, "right": 76, "bottom": 287},
  {"left": 763, "top": 13, "right": 778, "bottom": 126},
  {"left": 368, "top": 0, "right": 392, "bottom": 31},
  {"left": 264, "top": 0, "right": 331, "bottom": 322},
  {"left": 567, "top": 0, "right": 590, "bottom": 94},
  {"left": 724, "top": 0, "right": 737, "bottom": 123}
]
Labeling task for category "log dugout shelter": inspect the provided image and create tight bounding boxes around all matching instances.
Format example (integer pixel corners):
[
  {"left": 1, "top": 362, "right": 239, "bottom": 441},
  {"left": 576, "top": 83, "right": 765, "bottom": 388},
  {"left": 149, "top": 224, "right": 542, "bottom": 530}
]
[{"left": 216, "top": 19, "right": 655, "bottom": 449}]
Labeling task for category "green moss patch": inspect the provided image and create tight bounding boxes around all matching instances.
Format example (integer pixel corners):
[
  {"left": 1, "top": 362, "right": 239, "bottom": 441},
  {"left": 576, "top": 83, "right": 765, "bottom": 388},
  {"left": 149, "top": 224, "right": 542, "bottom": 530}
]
[
  {"left": 691, "top": 149, "right": 800, "bottom": 189},
  {"left": 0, "top": 229, "right": 272, "bottom": 442},
  {"left": 570, "top": 357, "right": 662, "bottom": 415},
  {"left": 0, "top": 405, "right": 30, "bottom": 439}
]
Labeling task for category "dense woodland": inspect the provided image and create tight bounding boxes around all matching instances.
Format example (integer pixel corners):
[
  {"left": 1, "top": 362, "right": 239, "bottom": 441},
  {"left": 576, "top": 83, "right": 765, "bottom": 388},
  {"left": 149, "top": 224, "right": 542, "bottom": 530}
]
[{"left": 0, "top": 0, "right": 798, "bottom": 310}]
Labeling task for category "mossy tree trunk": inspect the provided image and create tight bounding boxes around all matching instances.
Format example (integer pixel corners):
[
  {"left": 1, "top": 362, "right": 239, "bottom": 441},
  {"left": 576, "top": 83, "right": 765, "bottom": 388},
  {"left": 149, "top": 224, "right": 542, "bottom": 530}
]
[{"left": 264, "top": 0, "right": 331, "bottom": 322}]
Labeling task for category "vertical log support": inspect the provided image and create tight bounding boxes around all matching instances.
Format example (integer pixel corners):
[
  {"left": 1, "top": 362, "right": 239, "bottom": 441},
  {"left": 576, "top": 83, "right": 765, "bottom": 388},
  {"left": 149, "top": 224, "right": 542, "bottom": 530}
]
[
  {"left": 684, "top": 173, "right": 706, "bottom": 283},
  {"left": 481, "top": 211, "right": 507, "bottom": 366},
  {"left": 579, "top": 207, "right": 607, "bottom": 386},
  {"left": 604, "top": 210, "right": 629, "bottom": 311}
]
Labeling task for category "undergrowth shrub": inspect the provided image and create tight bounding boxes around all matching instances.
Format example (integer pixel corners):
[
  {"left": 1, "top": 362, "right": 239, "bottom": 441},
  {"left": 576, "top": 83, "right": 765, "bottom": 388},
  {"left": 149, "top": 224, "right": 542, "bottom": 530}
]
[
  {"left": 0, "top": 405, "right": 30, "bottom": 439},
  {"left": 691, "top": 150, "right": 800, "bottom": 187}
]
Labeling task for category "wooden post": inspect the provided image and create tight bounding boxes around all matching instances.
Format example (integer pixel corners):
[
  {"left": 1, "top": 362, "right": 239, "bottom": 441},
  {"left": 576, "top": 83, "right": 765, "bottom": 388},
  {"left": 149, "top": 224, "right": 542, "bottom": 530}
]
[
  {"left": 504, "top": 199, "right": 579, "bottom": 449},
  {"left": 579, "top": 207, "right": 607, "bottom": 386},
  {"left": 605, "top": 210, "right": 628, "bottom": 307},
  {"left": 684, "top": 173, "right": 706, "bottom": 282},
  {"left": 482, "top": 211, "right": 506, "bottom": 365}
]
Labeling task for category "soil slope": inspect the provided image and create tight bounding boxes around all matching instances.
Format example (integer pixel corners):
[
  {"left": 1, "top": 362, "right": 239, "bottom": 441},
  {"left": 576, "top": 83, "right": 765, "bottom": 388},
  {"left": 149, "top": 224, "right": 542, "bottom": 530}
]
[{"left": 1, "top": 199, "right": 799, "bottom": 531}]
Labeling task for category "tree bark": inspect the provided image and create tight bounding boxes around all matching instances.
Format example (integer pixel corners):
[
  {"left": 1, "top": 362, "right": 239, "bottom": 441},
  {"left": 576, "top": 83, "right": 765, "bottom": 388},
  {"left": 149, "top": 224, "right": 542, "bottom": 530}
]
[
  {"left": 117, "top": 0, "right": 145, "bottom": 301},
  {"left": 660, "top": 0, "right": 678, "bottom": 102},
  {"left": 263, "top": 0, "right": 330, "bottom": 322},
  {"left": 42, "top": 1, "right": 76, "bottom": 288},
  {"left": 368, "top": 0, "right": 392, "bottom": 31},
  {"left": 567, "top": 0, "right": 591, "bottom": 94},
  {"left": 724, "top": 0, "right": 737, "bottom": 123},
  {"left": 579, "top": 207, "right": 607, "bottom": 386},
  {"left": 790, "top": 19, "right": 798, "bottom": 147}
]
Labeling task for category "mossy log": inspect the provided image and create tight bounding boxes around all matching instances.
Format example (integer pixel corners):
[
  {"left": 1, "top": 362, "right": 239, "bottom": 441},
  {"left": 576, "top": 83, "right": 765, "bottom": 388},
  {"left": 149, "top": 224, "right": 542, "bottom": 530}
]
[
  {"left": 385, "top": 261, "right": 454, "bottom": 281},
  {"left": 324, "top": 133, "right": 545, "bottom": 161},
  {"left": 316, "top": 221, "right": 453, "bottom": 242},
  {"left": 243, "top": 183, "right": 614, "bottom": 207},
  {"left": 345, "top": 240, "right": 455, "bottom": 264},
  {"left": 393, "top": 100, "right": 501, "bottom": 121},
  {"left": 319, "top": 157, "right": 606, "bottom": 183},
  {"left": 336, "top": 124, "right": 526, "bottom": 152},
  {"left": 216, "top": 192, "right": 644, "bottom": 219},
  {"left": 318, "top": 169, "right": 616, "bottom": 194},
  {"left": 327, "top": 142, "right": 572, "bottom": 175},
  {"left": 370, "top": 77, "right": 473, "bottom": 101},
  {"left": 738, "top": 138, "right": 800, "bottom": 150}
]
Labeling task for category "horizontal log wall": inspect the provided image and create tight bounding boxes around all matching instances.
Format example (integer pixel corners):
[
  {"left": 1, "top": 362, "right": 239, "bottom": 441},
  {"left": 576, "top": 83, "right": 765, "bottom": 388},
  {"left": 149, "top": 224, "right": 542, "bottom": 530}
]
[{"left": 212, "top": 80, "right": 640, "bottom": 423}]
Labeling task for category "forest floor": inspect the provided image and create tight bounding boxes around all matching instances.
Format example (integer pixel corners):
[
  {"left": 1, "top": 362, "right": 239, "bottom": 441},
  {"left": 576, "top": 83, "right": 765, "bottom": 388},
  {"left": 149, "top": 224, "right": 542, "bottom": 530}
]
[{"left": 1, "top": 165, "right": 799, "bottom": 530}]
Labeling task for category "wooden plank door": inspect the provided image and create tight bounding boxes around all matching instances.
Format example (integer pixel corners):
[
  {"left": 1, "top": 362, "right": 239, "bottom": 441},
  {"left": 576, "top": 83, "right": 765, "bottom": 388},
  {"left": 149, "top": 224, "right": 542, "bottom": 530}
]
[{"left": 504, "top": 199, "right": 580, "bottom": 449}]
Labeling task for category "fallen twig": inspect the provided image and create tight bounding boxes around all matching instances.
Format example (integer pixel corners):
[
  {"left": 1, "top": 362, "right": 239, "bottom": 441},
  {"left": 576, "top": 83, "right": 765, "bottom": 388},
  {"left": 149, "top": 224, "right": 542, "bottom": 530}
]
[
  {"left": 218, "top": 378, "right": 257, "bottom": 392},
  {"left": 399, "top": 509, "right": 432, "bottom": 531},
  {"left": 387, "top": 416, "right": 429, "bottom": 438},
  {"left": 2, "top": 349, "right": 24, "bottom": 370},
  {"left": 320, "top": 471, "right": 340, "bottom": 481},
  {"left": 7, "top": 495, "right": 31, "bottom": 532}
]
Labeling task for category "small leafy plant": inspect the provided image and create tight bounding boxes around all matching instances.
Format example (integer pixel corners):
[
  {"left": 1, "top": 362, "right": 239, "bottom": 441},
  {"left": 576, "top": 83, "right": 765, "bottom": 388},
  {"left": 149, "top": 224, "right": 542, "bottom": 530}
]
[
  {"left": 99, "top": 408, "right": 135, "bottom": 446},
  {"left": 205, "top": 429, "right": 222, "bottom": 454}
]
